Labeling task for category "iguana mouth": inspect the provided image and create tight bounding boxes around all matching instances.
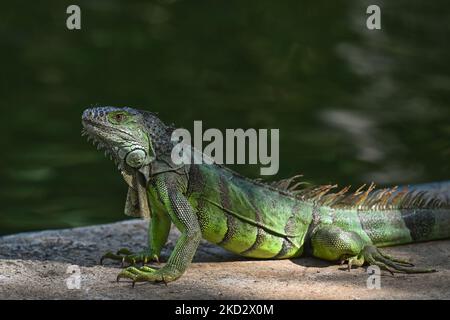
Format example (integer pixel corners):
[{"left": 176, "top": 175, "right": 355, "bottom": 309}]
[{"left": 81, "top": 121, "right": 122, "bottom": 170}]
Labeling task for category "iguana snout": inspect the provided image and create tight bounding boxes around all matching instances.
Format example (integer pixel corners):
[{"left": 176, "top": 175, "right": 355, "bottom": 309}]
[{"left": 81, "top": 106, "right": 154, "bottom": 170}]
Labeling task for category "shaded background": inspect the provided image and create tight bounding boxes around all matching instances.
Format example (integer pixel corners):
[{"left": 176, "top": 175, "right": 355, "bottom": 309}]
[{"left": 0, "top": 0, "right": 449, "bottom": 235}]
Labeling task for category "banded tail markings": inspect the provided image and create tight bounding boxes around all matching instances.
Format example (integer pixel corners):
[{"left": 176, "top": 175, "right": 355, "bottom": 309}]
[{"left": 401, "top": 209, "right": 436, "bottom": 242}]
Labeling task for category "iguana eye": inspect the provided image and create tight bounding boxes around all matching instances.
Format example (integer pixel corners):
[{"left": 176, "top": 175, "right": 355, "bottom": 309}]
[
  {"left": 108, "top": 111, "right": 130, "bottom": 124},
  {"left": 115, "top": 113, "right": 124, "bottom": 122}
]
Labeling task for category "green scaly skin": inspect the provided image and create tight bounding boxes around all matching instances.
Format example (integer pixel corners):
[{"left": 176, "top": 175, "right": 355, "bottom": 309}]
[{"left": 81, "top": 106, "right": 450, "bottom": 285}]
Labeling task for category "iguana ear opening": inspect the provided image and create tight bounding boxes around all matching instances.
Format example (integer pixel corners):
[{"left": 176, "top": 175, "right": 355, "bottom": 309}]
[{"left": 121, "top": 170, "right": 151, "bottom": 219}]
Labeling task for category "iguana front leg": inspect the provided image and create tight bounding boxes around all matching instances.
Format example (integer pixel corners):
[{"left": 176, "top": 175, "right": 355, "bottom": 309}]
[
  {"left": 100, "top": 204, "right": 171, "bottom": 266},
  {"left": 117, "top": 175, "right": 202, "bottom": 284},
  {"left": 310, "top": 225, "right": 435, "bottom": 273}
]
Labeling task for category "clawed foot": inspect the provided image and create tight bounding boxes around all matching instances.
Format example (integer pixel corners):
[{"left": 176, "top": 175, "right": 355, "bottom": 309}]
[
  {"left": 339, "top": 255, "right": 365, "bottom": 271},
  {"left": 116, "top": 266, "right": 179, "bottom": 287},
  {"left": 100, "top": 248, "right": 160, "bottom": 267},
  {"left": 341, "top": 245, "right": 436, "bottom": 274}
]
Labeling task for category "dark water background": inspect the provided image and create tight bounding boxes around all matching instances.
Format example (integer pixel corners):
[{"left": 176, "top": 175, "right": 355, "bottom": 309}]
[{"left": 1, "top": 0, "right": 449, "bottom": 235}]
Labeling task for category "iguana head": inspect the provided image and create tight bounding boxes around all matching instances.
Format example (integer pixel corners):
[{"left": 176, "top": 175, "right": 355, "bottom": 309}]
[
  {"left": 81, "top": 106, "right": 174, "bottom": 219},
  {"left": 81, "top": 106, "right": 171, "bottom": 171}
]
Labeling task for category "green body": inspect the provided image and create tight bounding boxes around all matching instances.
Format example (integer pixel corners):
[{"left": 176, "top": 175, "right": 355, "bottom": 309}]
[
  {"left": 82, "top": 106, "right": 450, "bottom": 284},
  {"left": 185, "top": 164, "right": 309, "bottom": 259},
  {"left": 150, "top": 163, "right": 450, "bottom": 261}
]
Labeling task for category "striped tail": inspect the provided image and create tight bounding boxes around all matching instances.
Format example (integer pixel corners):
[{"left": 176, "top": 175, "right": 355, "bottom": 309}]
[
  {"left": 357, "top": 180, "right": 450, "bottom": 247},
  {"left": 270, "top": 175, "right": 450, "bottom": 246},
  {"left": 395, "top": 180, "right": 450, "bottom": 242}
]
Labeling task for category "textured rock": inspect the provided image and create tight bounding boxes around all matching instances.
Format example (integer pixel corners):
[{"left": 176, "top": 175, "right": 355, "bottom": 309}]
[{"left": 0, "top": 219, "right": 449, "bottom": 299}]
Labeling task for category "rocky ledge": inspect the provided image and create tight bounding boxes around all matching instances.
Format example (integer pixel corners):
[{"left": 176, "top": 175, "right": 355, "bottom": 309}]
[{"left": 0, "top": 220, "right": 449, "bottom": 299}]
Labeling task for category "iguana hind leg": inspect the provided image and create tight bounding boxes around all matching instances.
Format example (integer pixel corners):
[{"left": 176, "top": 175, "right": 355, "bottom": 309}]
[{"left": 311, "top": 225, "right": 435, "bottom": 274}]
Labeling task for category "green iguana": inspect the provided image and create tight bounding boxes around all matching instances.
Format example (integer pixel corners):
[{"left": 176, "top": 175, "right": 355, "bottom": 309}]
[{"left": 81, "top": 106, "right": 450, "bottom": 285}]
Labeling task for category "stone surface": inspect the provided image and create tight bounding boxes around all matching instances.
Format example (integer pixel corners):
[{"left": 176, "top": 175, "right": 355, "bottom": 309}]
[{"left": 0, "top": 219, "right": 449, "bottom": 299}]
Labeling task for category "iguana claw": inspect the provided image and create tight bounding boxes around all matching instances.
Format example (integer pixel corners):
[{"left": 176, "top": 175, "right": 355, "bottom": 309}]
[
  {"left": 116, "top": 266, "right": 177, "bottom": 286},
  {"left": 339, "top": 255, "right": 365, "bottom": 271},
  {"left": 100, "top": 248, "right": 160, "bottom": 266},
  {"left": 361, "top": 245, "right": 435, "bottom": 274}
]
